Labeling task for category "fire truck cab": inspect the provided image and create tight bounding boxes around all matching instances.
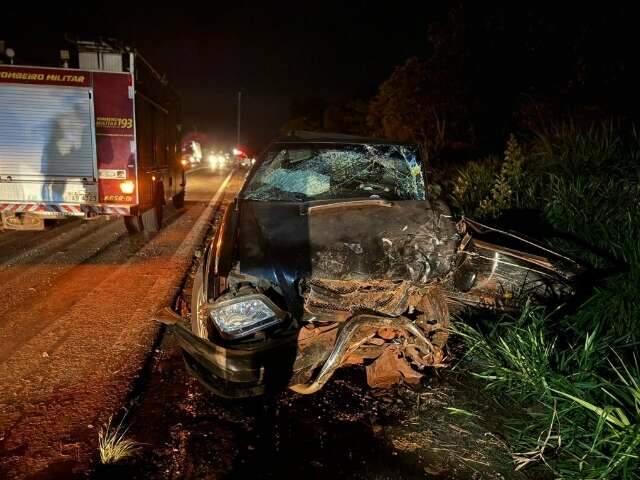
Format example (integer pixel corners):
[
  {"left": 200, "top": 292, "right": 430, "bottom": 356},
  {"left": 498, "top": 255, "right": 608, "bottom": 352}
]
[{"left": 0, "top": 40, "right": 185, "bottom": 232}]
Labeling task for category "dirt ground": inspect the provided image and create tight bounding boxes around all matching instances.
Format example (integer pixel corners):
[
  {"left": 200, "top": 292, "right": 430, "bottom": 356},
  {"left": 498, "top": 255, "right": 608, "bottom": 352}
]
[
  {"left": 0, "top": 168, "right": 235, "bottom": 479},
  {"left": 89, "top": 186, "right": 541, "bottom": 480},
  {"left": 94, "top": 333, "right": 536, "bottom": 480}
]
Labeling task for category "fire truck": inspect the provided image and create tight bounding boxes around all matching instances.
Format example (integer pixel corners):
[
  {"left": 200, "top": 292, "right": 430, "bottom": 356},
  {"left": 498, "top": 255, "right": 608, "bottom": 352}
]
[{"left": 0, "top": 41, "right": 185, "bottom": 232}]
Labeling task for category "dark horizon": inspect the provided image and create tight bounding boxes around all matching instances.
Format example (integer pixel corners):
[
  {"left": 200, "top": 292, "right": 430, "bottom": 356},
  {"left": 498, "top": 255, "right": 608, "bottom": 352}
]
[{"left": 5, "top": 3, "right": 638, "bottom": 153}]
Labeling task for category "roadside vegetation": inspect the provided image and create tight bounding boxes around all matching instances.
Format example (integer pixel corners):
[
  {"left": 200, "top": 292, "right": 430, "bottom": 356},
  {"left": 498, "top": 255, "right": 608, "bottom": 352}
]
[
  {"left": 97, "top": 415, "right": 141, "bottom": 465},
  {"left": 450, "top": 123, "right": 640, "bottom": 479},
  {"left": 278, "top": 8, "right": 640, "bottom": 475}
]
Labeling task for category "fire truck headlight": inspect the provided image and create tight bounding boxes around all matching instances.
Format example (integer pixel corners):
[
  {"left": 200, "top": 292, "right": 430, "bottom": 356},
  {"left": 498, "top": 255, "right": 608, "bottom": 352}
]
[{"left": 120, "top": 180, "right": 135, "bottom": 194}]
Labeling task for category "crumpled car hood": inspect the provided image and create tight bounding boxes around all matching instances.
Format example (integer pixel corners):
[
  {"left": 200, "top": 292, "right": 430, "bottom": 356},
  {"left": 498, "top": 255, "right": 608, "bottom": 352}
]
[{"left": 236, "top": 199, "right": 459, "bottom": 310}]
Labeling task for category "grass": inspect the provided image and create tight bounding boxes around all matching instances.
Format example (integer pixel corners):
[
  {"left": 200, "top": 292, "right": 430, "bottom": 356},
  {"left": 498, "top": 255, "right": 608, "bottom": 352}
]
[
  {"left": 445, "top": 406, "right": 481, "bottom": 418},
  {"left": 454, "top": 312, "right": 639, "bottom": 478},
  {"left": 449, "top": 122, "right": 640, "bottom": 478},
  {"left": 97, "top": 415, "right": 141, "bottom": 464}
]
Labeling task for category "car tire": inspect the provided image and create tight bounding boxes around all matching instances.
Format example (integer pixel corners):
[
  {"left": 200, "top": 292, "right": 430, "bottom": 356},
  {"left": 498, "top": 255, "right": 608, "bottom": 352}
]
[
  {"left": 172, "top": 189, "right": 185, "bottom": 209},
  {"left": 190, "top": 262, "right": 209, "bottom": 339}
]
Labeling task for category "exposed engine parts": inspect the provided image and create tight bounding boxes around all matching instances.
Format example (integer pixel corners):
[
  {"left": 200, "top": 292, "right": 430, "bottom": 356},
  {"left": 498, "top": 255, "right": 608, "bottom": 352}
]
[{"left": 287, "top": 217, "right": 581, "bottom": 392}]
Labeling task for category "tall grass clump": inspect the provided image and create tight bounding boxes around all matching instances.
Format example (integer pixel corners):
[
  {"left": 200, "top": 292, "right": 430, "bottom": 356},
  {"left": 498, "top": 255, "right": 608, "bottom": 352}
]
[
  {"left": 451, "top": 122, "right": 640, "bottom": 478},
  {"left": 97, "top": 415, "right": 141, "bottom": 464},
  {"left": 534, "top": 123, "right": 640, "bottom": 341},
  {"left": 455, "top": 312, "right": 639, "bottom": 479}
]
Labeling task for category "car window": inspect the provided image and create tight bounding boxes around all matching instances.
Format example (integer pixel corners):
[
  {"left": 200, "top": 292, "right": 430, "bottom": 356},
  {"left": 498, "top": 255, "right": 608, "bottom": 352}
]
[{"left": 242, "top": 143, "right": 425, "bottom": 202}]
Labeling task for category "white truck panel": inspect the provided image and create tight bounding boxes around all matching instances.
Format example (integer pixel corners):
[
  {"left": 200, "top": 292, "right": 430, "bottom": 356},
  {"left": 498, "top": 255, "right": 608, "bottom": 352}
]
[
  {"left": 0, "top": 179, "right": 97, "bottom": 204},
  {"left": 0, "top": 84, "right": 97, "bottom": 200}
]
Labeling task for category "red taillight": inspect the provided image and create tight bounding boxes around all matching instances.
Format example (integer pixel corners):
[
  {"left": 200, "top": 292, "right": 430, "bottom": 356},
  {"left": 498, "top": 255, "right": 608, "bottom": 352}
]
[{"left": 120, "top": 180, "right": 135, "bottom": 194}]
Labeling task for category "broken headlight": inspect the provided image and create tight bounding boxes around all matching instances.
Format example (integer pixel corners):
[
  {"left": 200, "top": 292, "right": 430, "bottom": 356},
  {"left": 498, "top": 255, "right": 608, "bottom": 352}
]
[{"left": 209, "top": 294, "right": 285, "bottom": 339}]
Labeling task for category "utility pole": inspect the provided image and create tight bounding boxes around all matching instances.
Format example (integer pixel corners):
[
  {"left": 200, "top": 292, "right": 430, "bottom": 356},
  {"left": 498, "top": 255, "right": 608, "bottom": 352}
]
[{"left": 236, "top": 91, "right": 242, "bottom": 147}]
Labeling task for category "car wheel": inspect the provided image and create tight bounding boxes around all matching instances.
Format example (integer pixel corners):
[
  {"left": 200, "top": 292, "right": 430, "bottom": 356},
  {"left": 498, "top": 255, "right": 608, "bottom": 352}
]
[{"left": 190, "top": 262, "right": 209, "bottom": 339}]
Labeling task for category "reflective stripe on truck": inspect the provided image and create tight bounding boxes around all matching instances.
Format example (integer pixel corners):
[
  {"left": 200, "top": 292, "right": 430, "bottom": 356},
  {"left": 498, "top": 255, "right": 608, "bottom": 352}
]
[{"left": 0, "top": 202, "right": 131, "bottom": 216}]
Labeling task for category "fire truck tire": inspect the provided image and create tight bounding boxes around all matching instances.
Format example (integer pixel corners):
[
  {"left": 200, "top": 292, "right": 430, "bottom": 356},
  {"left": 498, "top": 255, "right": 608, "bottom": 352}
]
[
  {"left": 146, "top": 181, "right": 164, "bottom": 232},
  {"left": 154, "top": 204, "right": 163, "bottom": 230},
  {"left": 124, "top": 215, "right": 144, "bottom": 234},
  {"left": 154, "top": 195, "right": 164, "bottom": 229},
  {"left": 172, "top": 190, "right": 185, "bottom": 209}
]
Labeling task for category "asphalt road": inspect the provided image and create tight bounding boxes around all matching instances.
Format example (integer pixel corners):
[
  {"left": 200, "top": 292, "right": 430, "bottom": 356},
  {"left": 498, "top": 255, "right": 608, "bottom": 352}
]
[{"left": 0, "top": 166, "right": 234, "bottom": 479}]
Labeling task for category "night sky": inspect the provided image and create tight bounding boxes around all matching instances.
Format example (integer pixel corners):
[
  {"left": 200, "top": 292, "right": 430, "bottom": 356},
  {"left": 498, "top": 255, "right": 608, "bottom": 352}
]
[
  {"left": 4, "top": 3, "right": 638, "bottom": 152},
  {"left": 5, "top": 3, "right": 437, "bottom": 150}
]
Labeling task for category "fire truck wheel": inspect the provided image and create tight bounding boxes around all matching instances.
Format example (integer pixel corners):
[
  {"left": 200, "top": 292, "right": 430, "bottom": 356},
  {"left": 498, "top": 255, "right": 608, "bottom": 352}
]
[
  {"left": 154, "top": 204, "right": 163, "bottom": 229},
  {"left": 124, "top": 215, "right": 144, "bottom": 234},
  {"left": 154, "top": 183, "right": 165, "bottom": 229},
  {"left": 155, "top": 203, "right": 163, "bottom": 227},
  {"left": 172, "top": 190, "right": 185, "bottom": 209}
]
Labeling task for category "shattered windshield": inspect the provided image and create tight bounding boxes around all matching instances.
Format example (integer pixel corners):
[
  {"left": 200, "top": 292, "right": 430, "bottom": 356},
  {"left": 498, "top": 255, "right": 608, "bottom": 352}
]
[{"left": 241, "top": 143, "right": 426, "bottom": 202}]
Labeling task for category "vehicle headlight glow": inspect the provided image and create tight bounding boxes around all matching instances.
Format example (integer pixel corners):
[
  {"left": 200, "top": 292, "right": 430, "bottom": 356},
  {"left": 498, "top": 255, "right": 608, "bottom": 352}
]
[{"left": 209, "top": 295, "right": 284, "bottom": 339}]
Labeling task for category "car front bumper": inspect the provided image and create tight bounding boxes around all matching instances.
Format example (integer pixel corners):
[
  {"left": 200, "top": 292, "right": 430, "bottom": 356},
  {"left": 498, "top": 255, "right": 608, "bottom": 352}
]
[
  {"left": 171, "top": 319, "right": 301, "bottom": 398},
  {"left": 154, "top": 308, "right": 433, "bottom": 398}
]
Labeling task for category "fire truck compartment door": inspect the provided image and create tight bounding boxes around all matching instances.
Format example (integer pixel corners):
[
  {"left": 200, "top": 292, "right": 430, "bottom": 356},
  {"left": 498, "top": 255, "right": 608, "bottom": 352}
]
[{"left": 0, "top": 83, "right": 97, "bottom": 203}]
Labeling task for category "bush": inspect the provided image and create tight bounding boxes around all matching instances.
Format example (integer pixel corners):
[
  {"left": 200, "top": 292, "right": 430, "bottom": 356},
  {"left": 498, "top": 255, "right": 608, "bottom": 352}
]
[
  {"left": 451, "top": 135, "right": 527, "bottom": 218},
  {"left": 478, "top": 135, "right": 526, "bottom": 217},
  {"left": 452, "top": 122, "right": 640, "bottom": 478},
  {"left": 450, "top": 155, "right": 500, "bottom": 216},
  {"left": 530, "top": 121, "right": 627, "bottom": 177}
]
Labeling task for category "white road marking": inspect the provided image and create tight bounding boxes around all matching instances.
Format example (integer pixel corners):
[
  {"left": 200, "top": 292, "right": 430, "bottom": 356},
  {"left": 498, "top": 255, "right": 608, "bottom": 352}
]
[
  {"left": 185, "top": 165, "right": 220, "bottom": 174},
  {"left": 173, "top": 170, "right": 234, "bottom": 259}
]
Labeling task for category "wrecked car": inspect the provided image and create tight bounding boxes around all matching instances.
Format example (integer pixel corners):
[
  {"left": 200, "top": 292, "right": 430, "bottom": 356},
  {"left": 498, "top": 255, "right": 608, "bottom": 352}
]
[{"left": 156, "top": 132, "right": 583, "bottom": 398}]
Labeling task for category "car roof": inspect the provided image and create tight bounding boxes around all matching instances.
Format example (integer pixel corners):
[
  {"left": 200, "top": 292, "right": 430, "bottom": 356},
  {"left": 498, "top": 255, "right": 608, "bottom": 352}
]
[{"left": 271, "top": 130, "right": 417, "bottom": 147}]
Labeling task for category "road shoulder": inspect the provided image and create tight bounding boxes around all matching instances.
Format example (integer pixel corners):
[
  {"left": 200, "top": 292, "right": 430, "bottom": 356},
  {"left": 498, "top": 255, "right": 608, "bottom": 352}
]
[{"left": 0, "top": 171, "right": 237, "bottom": 480}]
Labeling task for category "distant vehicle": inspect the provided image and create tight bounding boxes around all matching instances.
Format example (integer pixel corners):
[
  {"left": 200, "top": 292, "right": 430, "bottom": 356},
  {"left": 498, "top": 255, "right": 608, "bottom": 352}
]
[
  {"left": 157, "top": 132, "right": 584, "bottom": 398},
  {"left": 0, "top": 40, "right": 185, "bottom": 232},
  {"left": 207, "top": 150, "right": 228, "bottom": 169},
  {"left": 182, "top": 141, "right": 203, "bottom": 168},
  {"left": 233, "top": 148, "right": 252, "bottom": 169},
  {"left": 238, "top": 156, "right": 252, "bottom": 169}
]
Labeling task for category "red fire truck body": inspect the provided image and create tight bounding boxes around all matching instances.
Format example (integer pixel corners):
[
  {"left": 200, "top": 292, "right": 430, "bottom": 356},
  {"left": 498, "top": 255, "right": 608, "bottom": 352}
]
[{"left": 0, "top": 53, "right": 184, "bottom": 231}]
